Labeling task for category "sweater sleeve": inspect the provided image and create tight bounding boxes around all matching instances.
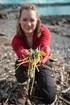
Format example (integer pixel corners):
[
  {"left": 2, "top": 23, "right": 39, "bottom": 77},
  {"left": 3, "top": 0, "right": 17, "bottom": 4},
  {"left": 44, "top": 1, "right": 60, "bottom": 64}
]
[
  {"left": 39, "top": 25, "right": 51, "bottom": 63},
  {"left": 11, "top": 35, "right": 29, "bottom": 59}
]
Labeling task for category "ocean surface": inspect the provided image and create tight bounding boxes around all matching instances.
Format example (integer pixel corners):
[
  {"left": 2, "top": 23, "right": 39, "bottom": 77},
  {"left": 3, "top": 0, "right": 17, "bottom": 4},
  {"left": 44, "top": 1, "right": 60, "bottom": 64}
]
[
  {"left": 0, "top": 0, "right": 70, "bottom": 4},
  {"left": 0, "top": 0, "right": 70, "bottom": 16}
]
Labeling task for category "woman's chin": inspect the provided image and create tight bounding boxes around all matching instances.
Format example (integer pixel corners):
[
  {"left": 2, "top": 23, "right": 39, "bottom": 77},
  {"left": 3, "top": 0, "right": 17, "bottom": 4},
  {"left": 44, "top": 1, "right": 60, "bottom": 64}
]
[{"left": 25, "top": 31, "right": 33, "bottom": 35}]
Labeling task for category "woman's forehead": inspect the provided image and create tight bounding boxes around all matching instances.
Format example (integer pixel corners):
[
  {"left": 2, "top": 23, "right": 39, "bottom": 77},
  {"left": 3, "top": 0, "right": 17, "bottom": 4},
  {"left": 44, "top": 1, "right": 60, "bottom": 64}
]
[{"left": 21, "top": 10, "right": 37, "bottom": 18}]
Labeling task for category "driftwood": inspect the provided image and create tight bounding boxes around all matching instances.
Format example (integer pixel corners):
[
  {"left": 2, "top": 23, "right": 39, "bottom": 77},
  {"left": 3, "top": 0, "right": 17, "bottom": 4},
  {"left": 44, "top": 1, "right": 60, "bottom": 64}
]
[
  {"left": 0, "top": 80, "right": 18, "bottom": 105},
  {"left": 59, "top": 96, "right": 70, "bottom": 105},
  {"left": 0, "top": 42, "right": 70, "bottom": 105},
  {"left": 0, "top": 61, "right": 70, "bottom": 105}
]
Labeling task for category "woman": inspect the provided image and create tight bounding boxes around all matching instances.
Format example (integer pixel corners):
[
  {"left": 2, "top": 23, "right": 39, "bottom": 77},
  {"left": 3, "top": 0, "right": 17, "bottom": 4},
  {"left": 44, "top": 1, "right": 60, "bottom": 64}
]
[{"left": 12, "top": 4, "right": 56, "bottom": 105}]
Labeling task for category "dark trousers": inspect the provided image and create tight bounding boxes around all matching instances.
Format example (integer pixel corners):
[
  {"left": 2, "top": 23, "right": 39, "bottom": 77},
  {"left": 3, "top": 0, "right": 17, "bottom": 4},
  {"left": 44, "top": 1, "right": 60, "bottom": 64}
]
[{"left": 15, "top": 61, "right": 56, "bottom": 104}]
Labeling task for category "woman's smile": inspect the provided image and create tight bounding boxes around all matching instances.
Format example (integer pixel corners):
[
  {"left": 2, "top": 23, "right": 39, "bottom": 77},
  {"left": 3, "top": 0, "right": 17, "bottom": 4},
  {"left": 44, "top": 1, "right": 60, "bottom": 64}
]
[{"left": 20, "top": 10, "right": 37, "bottom": 35}]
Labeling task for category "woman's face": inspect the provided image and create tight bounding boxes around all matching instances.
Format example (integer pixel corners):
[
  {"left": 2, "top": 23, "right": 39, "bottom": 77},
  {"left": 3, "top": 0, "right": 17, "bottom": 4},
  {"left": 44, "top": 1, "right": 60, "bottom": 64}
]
[{"left": 19, "top": 9, "right": 37, "bottom": 35}]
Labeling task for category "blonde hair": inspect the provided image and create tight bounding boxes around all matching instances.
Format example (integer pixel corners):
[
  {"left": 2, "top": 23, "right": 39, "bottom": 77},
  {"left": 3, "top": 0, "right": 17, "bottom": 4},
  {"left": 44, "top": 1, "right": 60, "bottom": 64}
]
[{"left": 16, "top": 4, "right": 41, "bottom": 37}]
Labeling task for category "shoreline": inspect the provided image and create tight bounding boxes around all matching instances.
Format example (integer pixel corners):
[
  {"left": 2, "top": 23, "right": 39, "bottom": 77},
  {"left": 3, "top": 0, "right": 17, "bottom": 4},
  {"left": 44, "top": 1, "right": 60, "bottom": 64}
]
[
  {"left": 0, "top": 6, "right": 70, "bottom": 104},
  {"left": 0, "top": 16, "right": 70, "bottom": 57},
  {"left": 0, "top": 8, "right": 70, "bottom": 77},
  {"left": 0, "top": 17, "right": 70, "bottom": 105}
]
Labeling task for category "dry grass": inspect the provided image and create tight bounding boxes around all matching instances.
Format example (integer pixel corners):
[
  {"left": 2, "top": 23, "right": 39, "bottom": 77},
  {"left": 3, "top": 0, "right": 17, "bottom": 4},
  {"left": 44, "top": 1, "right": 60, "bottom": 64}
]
[{"left": 0, "top": 35, "right": 10, "bottom": 46}]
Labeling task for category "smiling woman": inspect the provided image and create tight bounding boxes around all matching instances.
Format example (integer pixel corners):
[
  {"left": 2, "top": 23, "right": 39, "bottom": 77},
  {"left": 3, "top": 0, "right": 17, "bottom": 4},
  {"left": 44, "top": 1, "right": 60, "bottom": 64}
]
[
  {"left": 19, "top": 9, "right": 37, "bottom": 38},
  {"left": 11, "top": 3, "right": 56, "bottom": 105}
]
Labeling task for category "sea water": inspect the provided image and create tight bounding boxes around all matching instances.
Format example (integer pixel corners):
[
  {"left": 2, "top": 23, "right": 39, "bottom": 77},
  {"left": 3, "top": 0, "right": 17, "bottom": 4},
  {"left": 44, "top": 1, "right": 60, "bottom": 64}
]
[{"left": 0, "top": 0, "right": 70, "bottom": 16}]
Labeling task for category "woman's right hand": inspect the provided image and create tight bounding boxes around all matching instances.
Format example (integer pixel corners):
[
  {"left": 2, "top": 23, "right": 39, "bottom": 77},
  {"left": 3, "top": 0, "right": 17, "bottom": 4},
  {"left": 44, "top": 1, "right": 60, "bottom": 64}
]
[{"left": 22, "top": 49, "right": 30, "bottom": 58}]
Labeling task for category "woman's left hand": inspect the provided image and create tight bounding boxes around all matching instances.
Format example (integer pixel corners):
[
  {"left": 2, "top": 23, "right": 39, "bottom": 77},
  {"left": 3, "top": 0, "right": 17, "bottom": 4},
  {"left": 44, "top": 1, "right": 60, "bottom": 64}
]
[{"left": 40, "top": 46, "right": 51, "bottom": 64}]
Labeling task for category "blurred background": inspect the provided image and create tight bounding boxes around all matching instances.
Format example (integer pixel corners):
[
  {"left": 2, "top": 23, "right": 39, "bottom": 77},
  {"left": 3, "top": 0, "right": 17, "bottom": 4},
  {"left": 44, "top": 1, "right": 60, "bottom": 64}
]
[
  {"left": 0, "top": 0, "right": 70, "bottom": 16},
  {"left": 0, "top": 1, "right": 70, "bottom": 105}
]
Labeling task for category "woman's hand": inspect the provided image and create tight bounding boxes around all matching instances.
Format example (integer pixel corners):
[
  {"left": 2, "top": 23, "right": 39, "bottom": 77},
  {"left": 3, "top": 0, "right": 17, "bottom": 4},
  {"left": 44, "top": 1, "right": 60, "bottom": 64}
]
[
  {"left": 22, "top": 49, "right": 30, "bottom": 58},
  {"left": 38, "top": 46, "right": 51, "bottom": 64}
]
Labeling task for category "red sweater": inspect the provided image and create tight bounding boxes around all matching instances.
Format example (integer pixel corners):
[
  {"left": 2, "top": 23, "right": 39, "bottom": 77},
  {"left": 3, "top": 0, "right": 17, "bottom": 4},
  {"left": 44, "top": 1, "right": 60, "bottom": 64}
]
[{"left": 12, "top": 24, "right": 51, "bottom": 64}]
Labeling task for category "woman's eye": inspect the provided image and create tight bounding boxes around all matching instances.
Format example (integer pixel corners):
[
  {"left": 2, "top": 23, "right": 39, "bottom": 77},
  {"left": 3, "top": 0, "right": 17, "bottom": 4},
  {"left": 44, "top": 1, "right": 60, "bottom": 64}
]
[
  {"left": 22, "top": 18, "right": 35, "bottom": 22},
  {"left": 30, "top": 19, "right": 34, "bottom": 22},
  {"left": 23, "top": 19, "right": 27, "bottom": 21}
]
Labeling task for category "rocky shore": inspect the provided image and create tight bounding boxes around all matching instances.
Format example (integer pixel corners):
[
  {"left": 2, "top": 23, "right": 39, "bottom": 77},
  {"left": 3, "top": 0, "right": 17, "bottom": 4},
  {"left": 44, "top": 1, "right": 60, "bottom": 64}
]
[
  {"left": 0, "top": 8, "right": 70, "bottom": 85},
  {"left": 0, "top": 8, "right": 70, "bottom": 104}
]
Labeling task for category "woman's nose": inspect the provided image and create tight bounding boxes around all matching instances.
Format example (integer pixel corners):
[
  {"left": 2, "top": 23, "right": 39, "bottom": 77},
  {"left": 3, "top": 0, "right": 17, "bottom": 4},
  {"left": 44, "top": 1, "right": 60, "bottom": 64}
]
[{"left": 27, "top": 21, "right": 31, "bottom": 26}]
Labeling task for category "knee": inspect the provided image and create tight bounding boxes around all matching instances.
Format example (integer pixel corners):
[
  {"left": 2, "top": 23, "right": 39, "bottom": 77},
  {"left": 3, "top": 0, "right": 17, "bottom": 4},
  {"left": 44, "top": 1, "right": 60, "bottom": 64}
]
[
  {"left": 47, "top": 93, "right": 56, "bottom": 104},
  {"left": 45, "top": 88, "right": 56, "bottom": 104}
]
